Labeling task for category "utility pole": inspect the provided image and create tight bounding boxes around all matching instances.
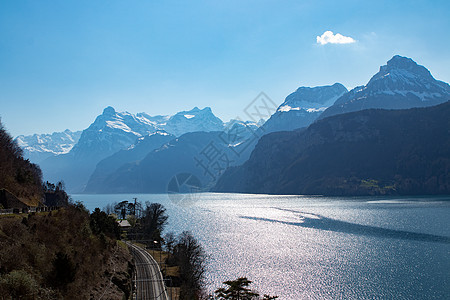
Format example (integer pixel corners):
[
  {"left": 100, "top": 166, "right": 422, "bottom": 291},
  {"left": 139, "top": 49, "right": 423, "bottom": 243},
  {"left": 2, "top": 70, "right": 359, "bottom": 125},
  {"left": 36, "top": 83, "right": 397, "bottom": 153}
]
[{"left": 133, "top": 197, "right": 137, "bottom": 216}]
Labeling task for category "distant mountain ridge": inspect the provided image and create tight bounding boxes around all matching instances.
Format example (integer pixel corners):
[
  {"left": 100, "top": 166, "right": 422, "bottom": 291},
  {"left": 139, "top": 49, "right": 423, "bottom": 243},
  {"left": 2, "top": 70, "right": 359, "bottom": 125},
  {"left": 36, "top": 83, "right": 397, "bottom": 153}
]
[
  {"left": 20, "top": 106, "right": 226, "bottom": 164},
  {"left": 320, "top": 55, "right": 450, "bottom": 119},
  {"left": 15, "top": 130, "right": 82, "bottom": 163}
]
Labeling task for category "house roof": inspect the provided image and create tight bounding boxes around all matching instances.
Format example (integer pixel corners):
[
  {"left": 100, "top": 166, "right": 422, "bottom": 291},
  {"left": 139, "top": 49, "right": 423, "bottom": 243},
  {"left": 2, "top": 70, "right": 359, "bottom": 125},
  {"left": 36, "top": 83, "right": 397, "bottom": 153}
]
[{"left": 117, "top": 219, "right": 131, "bottom": 227}]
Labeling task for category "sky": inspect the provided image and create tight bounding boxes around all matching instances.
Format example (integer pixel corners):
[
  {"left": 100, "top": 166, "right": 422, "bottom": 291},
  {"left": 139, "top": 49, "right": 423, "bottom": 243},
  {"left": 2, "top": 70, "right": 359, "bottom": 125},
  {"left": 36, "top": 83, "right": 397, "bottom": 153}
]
[{"left": 1, "top": 0, "right": 449, "bottom": 137}]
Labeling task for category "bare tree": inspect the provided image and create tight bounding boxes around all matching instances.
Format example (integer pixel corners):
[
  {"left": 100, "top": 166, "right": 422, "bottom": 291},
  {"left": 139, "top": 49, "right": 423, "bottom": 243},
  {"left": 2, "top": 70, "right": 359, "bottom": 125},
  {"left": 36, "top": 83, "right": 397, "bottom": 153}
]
[
  {"left": 141, "top": 202, "right": 169, "bottom": 245},
  {"left": 173, "top": 231, "right": 207, "bottom": 300}
]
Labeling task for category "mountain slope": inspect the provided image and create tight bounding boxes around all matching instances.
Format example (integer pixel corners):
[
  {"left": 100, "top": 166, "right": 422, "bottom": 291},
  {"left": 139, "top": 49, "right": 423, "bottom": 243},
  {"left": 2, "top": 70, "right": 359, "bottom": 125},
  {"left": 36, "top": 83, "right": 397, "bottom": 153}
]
[
  {"left": 214, "top": 101, "right": 450, "bottom": 195},
  {"left": 263, "top": 83, "right": 347, "bottom": 133},
  {"left": 320, "top": 55, "right": 450, "bottom": 119},
  {"left": 221, "top": 84, "right": 348, "bottom": 166},
  {"left": 84, "top": 131, "right": 174, "bottom": 193},
  {"left": 88, "top": 131, "right": 237, "bottom": 193}
]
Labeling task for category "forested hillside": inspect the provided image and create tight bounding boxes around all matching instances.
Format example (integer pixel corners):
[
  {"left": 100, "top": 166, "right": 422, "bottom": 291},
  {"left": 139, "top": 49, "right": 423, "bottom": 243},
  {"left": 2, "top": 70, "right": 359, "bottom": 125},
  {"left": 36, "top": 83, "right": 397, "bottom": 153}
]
[
  {"left": 0, "top": 203, "right": 132, "bottom": 299},
  {"left": 0, "top": 120, "right": 43, "bottom": 206}
]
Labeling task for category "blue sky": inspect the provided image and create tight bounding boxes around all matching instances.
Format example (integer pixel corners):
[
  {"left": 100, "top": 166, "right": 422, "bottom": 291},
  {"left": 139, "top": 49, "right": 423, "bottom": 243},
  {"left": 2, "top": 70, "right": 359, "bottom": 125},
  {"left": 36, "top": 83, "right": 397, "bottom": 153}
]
[{"left": 1, "top": 0, "right": 449, "bottom": 136}]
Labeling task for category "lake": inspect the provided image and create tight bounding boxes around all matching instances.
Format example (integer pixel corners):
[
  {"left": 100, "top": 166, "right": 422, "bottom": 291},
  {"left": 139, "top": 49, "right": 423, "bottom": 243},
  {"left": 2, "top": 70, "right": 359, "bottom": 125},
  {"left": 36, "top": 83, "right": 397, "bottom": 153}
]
[{"left": 73, "top": 193, "right": 450, "bottom": 299}]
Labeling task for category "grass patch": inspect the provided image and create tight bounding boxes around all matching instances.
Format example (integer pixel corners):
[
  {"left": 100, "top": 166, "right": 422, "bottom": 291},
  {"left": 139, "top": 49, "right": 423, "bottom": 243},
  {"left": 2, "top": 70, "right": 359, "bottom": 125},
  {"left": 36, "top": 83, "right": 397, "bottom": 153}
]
[
  {"left": 117, "top": 240, "right": 128, "bottom": 251},
  {"left": 0, "top": 214, "right": 21, "bottom": 219},
  {"left": 360, "top": 179, "right": 380, "bottom": 188},
  {"left": 165, "top": 266, "right": 180, "bottom": 277},
  {"left": 146, "top": 249, "right": 168, "bottom": 265}
]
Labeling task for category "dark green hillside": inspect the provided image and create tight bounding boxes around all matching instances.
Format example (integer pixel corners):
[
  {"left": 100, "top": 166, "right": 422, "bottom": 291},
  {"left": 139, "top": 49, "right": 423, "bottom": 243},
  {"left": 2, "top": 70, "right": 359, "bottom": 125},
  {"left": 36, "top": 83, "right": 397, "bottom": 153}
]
[{"left": 214, "top": 101, "right": 450, "bottom": 196}]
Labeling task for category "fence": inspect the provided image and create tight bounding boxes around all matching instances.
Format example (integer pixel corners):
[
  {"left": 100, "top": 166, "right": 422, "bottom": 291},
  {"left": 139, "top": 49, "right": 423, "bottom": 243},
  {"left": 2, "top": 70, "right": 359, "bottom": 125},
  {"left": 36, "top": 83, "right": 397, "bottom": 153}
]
[{"left": 0, "top": 206, "right": 60, "bottom": 215}]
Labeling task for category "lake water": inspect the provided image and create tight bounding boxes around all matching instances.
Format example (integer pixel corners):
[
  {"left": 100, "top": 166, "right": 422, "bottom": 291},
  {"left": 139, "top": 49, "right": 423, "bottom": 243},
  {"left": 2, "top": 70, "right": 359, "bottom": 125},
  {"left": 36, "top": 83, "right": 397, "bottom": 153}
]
[{"left": 73, "top": 193, "right": 450, "bottom": 299}]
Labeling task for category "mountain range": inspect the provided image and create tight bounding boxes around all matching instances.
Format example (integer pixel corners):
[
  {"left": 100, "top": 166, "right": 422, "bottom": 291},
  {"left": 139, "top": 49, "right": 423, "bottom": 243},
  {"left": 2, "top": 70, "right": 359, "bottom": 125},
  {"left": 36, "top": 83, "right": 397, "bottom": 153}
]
[
  {"left": 15, "top": 55, "right": 450, "bottom": 195},
  {"left": 37, "top": 106, "right": 234, "bottom": 192},
  {"left": 214, "top": 55, "right": 450, "bottom": 195},
  {"left": 16, "top": 130, "right": 82, "bottom": 163}
]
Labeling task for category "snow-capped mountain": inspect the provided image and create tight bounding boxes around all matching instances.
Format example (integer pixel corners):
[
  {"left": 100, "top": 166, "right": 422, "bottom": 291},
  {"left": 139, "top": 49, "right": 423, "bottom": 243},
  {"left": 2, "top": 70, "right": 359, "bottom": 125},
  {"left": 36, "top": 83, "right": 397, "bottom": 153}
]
[
  {"left": 38, "top": 106, "right": 226, "bottom": 192},
  {"left": 263, "top": 83, "right": 348, "bottom": 133},
  {"left": 71, "top": 106, "right": 158, "bottom": 159},
  {"left": 320, "top": 55, "right": 450, "bottom": 119},
  {"left": 223, "top": 119, "right": 260, "bottom": 145},
  {"left": 15, "top": 130, "right": 82, "bottom": 163},
  {"left": 71, "top": 105, "right": 225, "bottom": 160},
  {"left": 162, "top": 107, "right": 224, "bottom": 136},
  {"left": 136, "top": 112, "right": 170, "bottom": 125}
]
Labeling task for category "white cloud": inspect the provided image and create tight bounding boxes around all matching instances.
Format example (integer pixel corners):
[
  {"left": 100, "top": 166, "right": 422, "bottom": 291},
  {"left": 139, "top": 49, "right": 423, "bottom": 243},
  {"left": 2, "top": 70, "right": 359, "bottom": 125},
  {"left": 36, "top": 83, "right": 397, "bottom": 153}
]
[{"left": 316, "top": 31, "right": 356, "bottom": 45}]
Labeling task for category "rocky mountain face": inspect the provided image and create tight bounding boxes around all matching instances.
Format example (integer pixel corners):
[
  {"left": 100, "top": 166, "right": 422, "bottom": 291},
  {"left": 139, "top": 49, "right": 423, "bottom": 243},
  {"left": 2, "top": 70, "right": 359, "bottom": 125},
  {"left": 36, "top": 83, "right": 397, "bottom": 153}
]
[
  {"left": 214, "top": 101, "right": 450, "bottom": 195},
  {"left": 320, "top": 55, "right": 450, "bottom": 119},
  {"left": 15, "top": 130, "right": 82, "bottom": 163},
  {"left": 263, "top": 83, "right": 348, "bottom": 133}
]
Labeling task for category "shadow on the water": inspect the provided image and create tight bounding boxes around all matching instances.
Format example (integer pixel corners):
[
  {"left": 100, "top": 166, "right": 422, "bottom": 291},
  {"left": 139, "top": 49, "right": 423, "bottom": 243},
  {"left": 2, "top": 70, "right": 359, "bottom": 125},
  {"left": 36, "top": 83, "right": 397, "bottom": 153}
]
[{"left": 240, "top": 208, "right": 450, "bottom": 244}]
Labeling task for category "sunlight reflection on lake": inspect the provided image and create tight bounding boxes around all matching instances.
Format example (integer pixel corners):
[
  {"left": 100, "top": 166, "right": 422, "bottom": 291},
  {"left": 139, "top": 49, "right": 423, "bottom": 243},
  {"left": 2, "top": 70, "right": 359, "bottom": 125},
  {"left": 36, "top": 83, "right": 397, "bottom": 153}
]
[{"left": 74, "top": 193, "right": 450, "bottom": 299}]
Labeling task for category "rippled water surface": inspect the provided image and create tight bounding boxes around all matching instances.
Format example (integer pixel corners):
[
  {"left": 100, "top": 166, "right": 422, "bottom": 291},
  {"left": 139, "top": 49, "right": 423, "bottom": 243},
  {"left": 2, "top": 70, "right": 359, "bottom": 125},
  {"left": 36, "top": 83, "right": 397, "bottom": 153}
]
[{"left": 74, "top": 193, "right": 450, "bottom": 299}]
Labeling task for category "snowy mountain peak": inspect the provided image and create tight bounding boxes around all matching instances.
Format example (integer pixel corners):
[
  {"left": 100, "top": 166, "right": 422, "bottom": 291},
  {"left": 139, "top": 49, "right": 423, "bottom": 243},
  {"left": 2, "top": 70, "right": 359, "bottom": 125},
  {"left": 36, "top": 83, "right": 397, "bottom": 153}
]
[
  {"left": 102, "top": 106, "right": 116, "bottom": 116},
  {"left": 164, "top": 107, "right": 224, "bottom": 136},
  {"left": 385, "top": 55, "right": 432, "bottom": 77},
  {"left": 321, "top": 55, "right": 450, "bottom": 119},
  {"left": 281, "top": 83, "right": 348, "bottom": 110},
  {"left": 15, "top": 130, "right": 82, "bottom": 163},
  {"left": 387, "top": 55, "right": 420, "bottom": 69},
  {"left": 263, "top": 83, "right": 348, "bottom": 133},
  {"left": 369, "top": 55, "right": 435, "bottom": 85},
  {"left": 177, "top": 106, "right": 212, "bottom": 115},
  {"left": 363, "top": 55, "right": 450, "bottom": 99}
]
